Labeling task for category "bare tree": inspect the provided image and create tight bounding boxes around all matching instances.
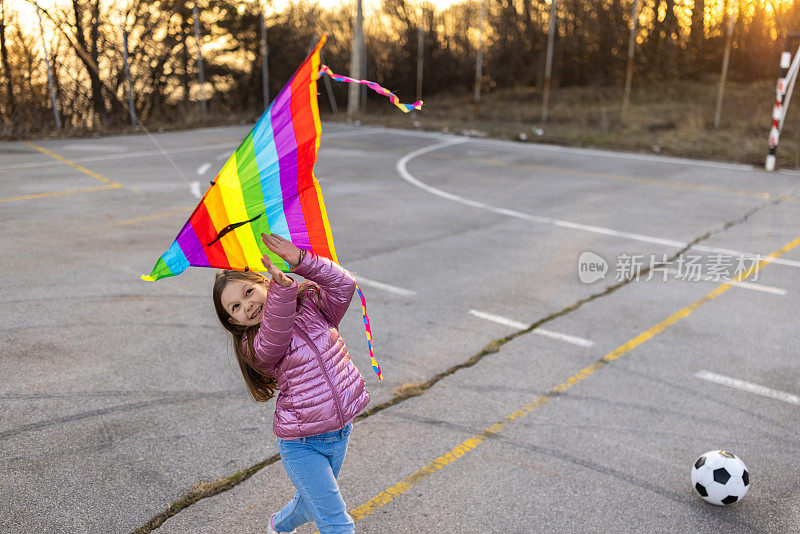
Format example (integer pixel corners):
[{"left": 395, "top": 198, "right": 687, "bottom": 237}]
[
  {"left": 0, "top": 0, "right": 15, "bottom": 119},
  {"left": 689, "top": 0, "right": 705, "bottom": 63},
  {"left": 71, "top": 0, "right": 105, "bottom": 122}
]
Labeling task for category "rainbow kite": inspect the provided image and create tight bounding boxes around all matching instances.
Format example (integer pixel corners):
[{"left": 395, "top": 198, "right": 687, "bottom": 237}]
[{"left": 142, "top": 34, "right": 422, "bottom": 381}]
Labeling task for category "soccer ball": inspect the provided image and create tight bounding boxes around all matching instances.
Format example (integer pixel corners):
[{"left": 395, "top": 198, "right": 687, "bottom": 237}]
[{"left": 691, "top": 450, "right": 750, "bottom": 506}]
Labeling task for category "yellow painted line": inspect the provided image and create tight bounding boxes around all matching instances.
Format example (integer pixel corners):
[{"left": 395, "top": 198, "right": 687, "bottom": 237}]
[
  {"left": 0, "top": 142, "right": 123, "bottom": 203},
  {"left": 24, "top": 206, "right": 195, "bottom": 242},
  {"left": 331, "top": 233, "right": 800, "bottom": 530},
  {"left": 110, "top": 206, "right": 193, "bottom": 226},
  {"left": 0, "top": 184, "right": 118, "bottom": 203},
  {"left": 24, "top": 141, "right": 122, "bottom": 186}
]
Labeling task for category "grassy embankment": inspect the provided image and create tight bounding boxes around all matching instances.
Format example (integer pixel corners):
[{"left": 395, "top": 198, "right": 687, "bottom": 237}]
[
  {"left": 328, "top": 79, "right": 800, "bottom": 169},
  {"left": 10, "top": 80, "right": 798, "bottom": 169}
]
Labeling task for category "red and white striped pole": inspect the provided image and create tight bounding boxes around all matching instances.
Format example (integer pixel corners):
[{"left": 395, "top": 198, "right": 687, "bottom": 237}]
[{"left": 766, "top": 38, "right": 800, "bottom": 171}]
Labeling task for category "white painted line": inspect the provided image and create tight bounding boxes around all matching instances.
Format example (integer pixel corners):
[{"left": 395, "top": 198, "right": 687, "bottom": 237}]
[
  {"left": 666, "top": 269, "right": 787, "bottom": 295},
  {"left": 695, "top": 370, "right": 800, "bottom": 406},
  {"left": 323, "top": 123, "right": 448, "bottom": 141},
  {"left": 450, "top": 134, "right": 759, "bottom": 171},
  {"left": 469, "top": 310, "right": 594, "bottom": 348},
  {"left": 353, "top": 275, "right": 415, "bottom": 297},
  {"left": 504, "top": 141, "right": 757, "bottom": 171},
  {"left": 396, "top": 140, "right": 800, "bottom": 270},
  {"left": 180, "top": 125, "right": 249, "bottom": 135},
  {"left": 5, "top": 128, "right": 421, "bottom": 170},
  {"left": 60, "top": 143, "right": 128, "bottom": 153},
  {"left": 357, "top": 127, "right": 449, "bottom": 141},
  {"left": 330, "top": 122, "right": 761, "bottom": 172},
  {"left": 728, "top": 280, "right": 787, "bottom": 295},
  {"left": 318, "top": 147, "right": 370, "bottom": 159},
  {"left": 689, "top": 245, "right": 800, "bottom": 269},
  {"left": 470, "top": 309, "right": 527, "bottom": 329},
  {"left": 196, "top": 163, "right": 211, "bottom": 175},
  {"left": 322, "top": 128, "right": 380, "bottom": 139},
  {"left": 1, "top": 141, "right": 238, "bottom": 170},
  {"left": 550, "top": 219, "right": 686, "bottom": 248},
  {"left": 533, "top": 328, "right": 596, "bottom": 348}
]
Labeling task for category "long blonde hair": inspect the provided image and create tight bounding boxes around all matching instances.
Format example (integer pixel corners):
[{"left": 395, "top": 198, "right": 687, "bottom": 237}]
[{"left": 212, "top": 270, "right": 321, "bottom": 402}]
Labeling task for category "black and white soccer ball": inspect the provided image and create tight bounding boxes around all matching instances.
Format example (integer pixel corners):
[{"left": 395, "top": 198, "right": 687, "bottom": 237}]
[{"left": 691, "top": 450, "right": 750, "bottom": 506}]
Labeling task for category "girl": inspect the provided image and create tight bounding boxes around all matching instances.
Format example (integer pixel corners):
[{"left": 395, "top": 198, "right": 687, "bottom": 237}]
[{"left": 212, "top": 232, "right": 370, "bottom": 534}]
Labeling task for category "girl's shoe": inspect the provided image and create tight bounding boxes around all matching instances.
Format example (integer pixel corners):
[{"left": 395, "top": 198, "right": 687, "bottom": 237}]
[{"left": 269, "top": 513, "right": 297, "bottom": 534}]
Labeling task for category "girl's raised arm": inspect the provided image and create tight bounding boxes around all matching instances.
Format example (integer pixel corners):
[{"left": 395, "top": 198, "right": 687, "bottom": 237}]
[
  {"left": 251, "top": 277, "right": 298, "bottom": 368},
  {"left": 291, "top": 250, "right": 356, "bottom": 328}
]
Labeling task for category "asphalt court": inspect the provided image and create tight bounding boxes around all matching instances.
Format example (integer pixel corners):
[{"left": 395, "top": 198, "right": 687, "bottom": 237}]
[
  {"left": 158, "top": 237, "right": 800, "bottom": 533},
  {"left": 394, "top": 140, "right": 795, "bottom": 247},
  {"left": 1, "top": 124, "right": 798, "bottom": 533},
  {"left": 328, "top": 241, "right": 800, "bottom": 533}
]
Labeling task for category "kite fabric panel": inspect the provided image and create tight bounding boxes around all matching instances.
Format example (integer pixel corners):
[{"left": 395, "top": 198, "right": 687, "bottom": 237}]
[
  {"left": 142, "top": 37, "right": 334, "bottom": 281},
  {"left": 140, "top": 34, "right": 426, "bottom": 381}
]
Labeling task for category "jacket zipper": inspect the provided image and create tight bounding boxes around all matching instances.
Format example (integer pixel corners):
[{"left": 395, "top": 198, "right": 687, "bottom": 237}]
[{"left": 295, "top": 327, "right": 346, "bottom": 428}]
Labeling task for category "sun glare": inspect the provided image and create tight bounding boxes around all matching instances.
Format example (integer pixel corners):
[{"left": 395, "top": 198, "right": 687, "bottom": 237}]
[{"left": 10, "top": 0, "right": 794, "bottom": 44}]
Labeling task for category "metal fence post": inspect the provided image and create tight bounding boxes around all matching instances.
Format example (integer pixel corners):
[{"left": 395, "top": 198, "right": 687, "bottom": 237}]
[
  {"left": 121, "top": 25, "right": 137, "bottom": 126},
  {"left": 474, "top": 0, "right": 485, "bottom": 103},
  {"left": 621, "top": 0, "right": 639, "bottom": 121},
  {"left": 36, "top": 6, "right": 61, "bottom": 129},
  {"left": 541, "top": 0, "right": 557, "bottom": 122},
  {"left": 193, "top": 4, "right": 207, "bottom": 118}
]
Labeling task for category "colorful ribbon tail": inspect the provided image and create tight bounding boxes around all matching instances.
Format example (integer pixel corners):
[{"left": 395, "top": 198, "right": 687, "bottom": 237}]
[
  {"left": 319, "top": 65, "right": 422, "bottom": 113},
  {"left": 355, "top": 283, "right": 382, "bottom": 380}
]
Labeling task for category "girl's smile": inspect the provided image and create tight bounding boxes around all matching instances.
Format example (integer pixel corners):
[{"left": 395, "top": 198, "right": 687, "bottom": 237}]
[{"left": 220, "top": 279, "right": 269, "bottom": 327}]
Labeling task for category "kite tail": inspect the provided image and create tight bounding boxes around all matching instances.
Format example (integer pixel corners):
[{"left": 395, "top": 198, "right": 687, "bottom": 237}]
[
  {"left": 355, "top": 283, "right": 382, "bottom": 380},
  {"left": 319, "top": 65, "right": 422, "bottom": 113}
]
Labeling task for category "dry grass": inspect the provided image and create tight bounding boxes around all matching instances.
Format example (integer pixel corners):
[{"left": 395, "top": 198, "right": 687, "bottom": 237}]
[
  {"left": 326, "top": 79, "right": 800, "bottom": 168},
  {"left": 0, "top": 109, "right": 259, "bottom": 142},
  {"left": 12, "top": 80, "right": 799, "bottom": 169},
  {"left": 392, "top": 381, "right": 430, "bottom": 398}
]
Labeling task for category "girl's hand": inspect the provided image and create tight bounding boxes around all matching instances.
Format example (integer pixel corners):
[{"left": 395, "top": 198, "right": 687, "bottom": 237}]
[
  {"left": 261, "top": 233, "right": 302, "bottom": 268},
  {"left": 261, "top": 252, "right": 294, "bottom": 287}
]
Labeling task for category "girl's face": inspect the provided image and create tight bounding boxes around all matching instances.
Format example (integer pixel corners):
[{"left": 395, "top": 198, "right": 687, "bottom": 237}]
[{"left": 219, "top": 279, "right": 268, "bottom": 327}]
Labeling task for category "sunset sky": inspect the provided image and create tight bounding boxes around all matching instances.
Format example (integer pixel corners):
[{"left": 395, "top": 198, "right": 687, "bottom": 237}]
[
  {"left": 14, "top": 0, "right": 466, "bottom": 29},
  {"left": 12, "top": 0, "right": 793, "bottom": 42}
]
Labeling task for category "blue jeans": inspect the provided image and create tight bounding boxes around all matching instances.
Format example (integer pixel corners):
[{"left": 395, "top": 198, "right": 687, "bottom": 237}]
[{"left": 274, "top": 422, "right": 355, "bottom": 534}]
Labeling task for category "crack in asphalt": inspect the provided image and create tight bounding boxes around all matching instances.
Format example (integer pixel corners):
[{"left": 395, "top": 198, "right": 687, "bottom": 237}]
[
  {"left": 130, "top": 162, "right": 795, "bottom": 533},
  {"left": 0, "top": 391, "right": 240, "bottom": 441}
]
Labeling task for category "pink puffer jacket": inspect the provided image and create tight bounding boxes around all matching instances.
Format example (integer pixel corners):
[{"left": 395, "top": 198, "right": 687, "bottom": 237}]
[{"left": 250, "top": 250, "right": 371, "bottom": 439}]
